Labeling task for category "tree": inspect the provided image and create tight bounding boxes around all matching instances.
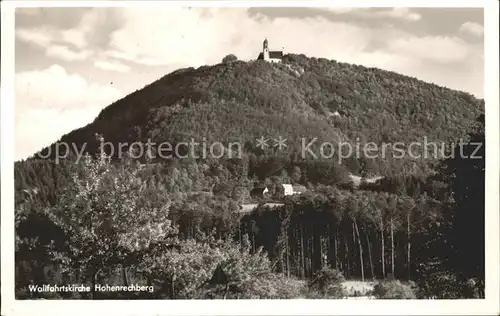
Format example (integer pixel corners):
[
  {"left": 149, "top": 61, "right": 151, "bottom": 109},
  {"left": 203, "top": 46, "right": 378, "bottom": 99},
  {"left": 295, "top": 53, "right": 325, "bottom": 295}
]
[
  {"left": 291, "top": 166, "right": 302, "bottom": 184},
  {"left": 374, "top": 194, "right": 388, "bottom": 278},
  {"left": 47, "top": 148, "right": 175, "bottom": 299},
  {"left": 346, "top": 195, "right": 364, "bottom": 281},
  {"left": 418, "top": 114, "right": 485, "bottom": 298},
  {"left": 222, "top": 54, "right": 238, "bottom": 63},
  {"left": 400, "top": 196, "right": 416, "bottom": 281},
  {"left": 441, "top": 114, "right": 485, "bottom": 295}
]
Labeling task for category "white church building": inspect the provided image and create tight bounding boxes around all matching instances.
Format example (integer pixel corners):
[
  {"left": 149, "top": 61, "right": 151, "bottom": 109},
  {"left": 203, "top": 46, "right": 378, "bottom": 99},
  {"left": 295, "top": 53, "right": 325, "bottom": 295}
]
[{"left": 257, "top": 38, "right": 283, "bottom": 63}]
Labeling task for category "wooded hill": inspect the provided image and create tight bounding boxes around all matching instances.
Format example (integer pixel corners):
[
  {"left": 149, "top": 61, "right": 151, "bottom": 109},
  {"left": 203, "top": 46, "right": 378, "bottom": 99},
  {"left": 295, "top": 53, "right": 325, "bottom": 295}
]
[
  {"left": 15, "top": 54, "right": 485, "bottom": 299},
  {"left": 31, "top": 54, "right": 482, "bottom": 177}
]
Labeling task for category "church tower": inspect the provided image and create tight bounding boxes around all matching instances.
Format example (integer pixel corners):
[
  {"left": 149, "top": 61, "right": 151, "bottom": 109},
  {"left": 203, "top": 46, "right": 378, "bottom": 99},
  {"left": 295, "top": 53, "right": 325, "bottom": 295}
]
[{"left": 263, "top": 38, "right": 270, "bottom": 61}]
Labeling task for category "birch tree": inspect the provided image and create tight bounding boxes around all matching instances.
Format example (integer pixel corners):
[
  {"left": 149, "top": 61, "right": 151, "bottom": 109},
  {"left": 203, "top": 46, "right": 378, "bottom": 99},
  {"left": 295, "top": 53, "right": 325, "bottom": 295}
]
[{"left": 48, "top": 148, "right": 175, "bottom": 298}]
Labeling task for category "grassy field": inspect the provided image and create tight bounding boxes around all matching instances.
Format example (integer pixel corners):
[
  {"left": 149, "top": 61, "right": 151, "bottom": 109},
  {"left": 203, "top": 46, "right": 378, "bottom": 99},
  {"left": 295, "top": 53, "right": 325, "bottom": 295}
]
[{"left": 342, "top": 280, "right": 376, "bottom": 297}]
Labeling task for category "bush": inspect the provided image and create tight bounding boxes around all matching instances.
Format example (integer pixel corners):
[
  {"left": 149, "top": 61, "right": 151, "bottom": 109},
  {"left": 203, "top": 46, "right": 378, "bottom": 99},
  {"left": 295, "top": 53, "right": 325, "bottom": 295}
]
[
  {"left": 307, "top": 266, "right": 346, "bottom": 298},
  {"left": 240, "top": 274, "right": 306, "bottom": 299},
  {"left": 222, "top": 54, "right": 238, "bottom": 63},
  {"left": 372, "top": 280, "right": 416, "bottom": 299},
  {"left": 416, "top": 272, "right": 484, "bottom": 299}
]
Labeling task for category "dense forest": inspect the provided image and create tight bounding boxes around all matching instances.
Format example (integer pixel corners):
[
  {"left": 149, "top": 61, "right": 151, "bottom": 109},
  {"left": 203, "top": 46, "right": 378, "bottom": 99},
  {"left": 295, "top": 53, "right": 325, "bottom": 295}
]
[{"left": 15, "top": 54, "right": 485, "bottom": 299}]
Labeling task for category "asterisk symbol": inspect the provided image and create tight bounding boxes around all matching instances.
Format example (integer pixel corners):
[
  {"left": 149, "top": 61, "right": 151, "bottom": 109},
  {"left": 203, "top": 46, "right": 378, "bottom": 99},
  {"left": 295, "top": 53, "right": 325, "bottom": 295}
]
[
  {"left": 273, "top": 136, "right": 287, "bottom": 150},
  {"left": 255, "top": 136, "right": 269, "bottom": 149}
]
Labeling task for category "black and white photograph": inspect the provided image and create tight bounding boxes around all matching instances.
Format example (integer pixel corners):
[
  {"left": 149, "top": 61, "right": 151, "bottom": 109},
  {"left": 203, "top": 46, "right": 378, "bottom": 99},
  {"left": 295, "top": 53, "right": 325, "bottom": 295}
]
[{"left": 1, "top": 1, "right": 499, "bottom": 315}]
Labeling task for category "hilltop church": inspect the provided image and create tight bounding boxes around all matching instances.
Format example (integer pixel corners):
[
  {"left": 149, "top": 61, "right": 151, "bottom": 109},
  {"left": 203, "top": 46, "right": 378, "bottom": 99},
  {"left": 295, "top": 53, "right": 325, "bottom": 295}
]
[{"left": 257, "top": 38, "right": 283, "bottom": 63}]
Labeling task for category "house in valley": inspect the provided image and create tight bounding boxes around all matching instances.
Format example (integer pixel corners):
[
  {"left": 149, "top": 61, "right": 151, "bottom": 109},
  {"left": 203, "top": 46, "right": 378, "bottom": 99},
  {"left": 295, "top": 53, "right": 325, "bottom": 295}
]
[
  {"left": 283, "top": 184, "right": 307, "bottom": 196},
  {"left": 250, "top": 184, "right": 306, "bottom": 199}
]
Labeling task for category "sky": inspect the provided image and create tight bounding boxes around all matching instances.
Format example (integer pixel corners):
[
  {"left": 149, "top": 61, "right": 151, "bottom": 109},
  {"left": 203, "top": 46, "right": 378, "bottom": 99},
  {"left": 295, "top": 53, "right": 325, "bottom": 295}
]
[{"left": 14, "top": 7, "right": 484, "bottom": 161}]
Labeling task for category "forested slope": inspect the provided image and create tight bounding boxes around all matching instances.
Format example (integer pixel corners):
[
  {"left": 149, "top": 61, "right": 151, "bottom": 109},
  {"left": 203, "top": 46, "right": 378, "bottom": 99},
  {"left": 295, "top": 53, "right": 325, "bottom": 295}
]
[{"left": 30, "top": 54, "right": 483, "bottom": 177}]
